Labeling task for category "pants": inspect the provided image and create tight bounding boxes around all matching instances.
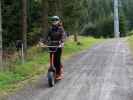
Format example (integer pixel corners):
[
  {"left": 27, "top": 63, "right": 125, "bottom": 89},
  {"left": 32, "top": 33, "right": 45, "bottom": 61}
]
[{"left": 50, "top": 48, "right": 63, "bottom": 75}]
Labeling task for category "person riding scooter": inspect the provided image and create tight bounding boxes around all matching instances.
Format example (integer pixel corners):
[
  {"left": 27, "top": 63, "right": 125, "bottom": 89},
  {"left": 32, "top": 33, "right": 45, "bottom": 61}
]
[{"left": 46, "top": 16, "right": 66, "bottom": 80}]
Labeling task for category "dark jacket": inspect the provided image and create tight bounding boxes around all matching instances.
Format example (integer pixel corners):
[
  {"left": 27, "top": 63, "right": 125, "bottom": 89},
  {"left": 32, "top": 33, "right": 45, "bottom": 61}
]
[{"left": 46, "top": 25, "right": 66, "bottom": 43}]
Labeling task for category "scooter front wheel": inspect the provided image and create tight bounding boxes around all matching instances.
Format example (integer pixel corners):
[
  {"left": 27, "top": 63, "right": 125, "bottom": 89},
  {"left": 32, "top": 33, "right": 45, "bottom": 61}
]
[{"left": 47, "top": 71, "right": 55, "bottom": 87}]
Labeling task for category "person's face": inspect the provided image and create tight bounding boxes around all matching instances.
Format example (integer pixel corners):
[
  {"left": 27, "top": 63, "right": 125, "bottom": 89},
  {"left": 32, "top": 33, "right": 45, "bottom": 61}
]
[
  {"left": 52, "top": 19, "right": 60, "bottom": 26},
  {"left": 52, "top": 21, "right": 59, "bottom": 26}
]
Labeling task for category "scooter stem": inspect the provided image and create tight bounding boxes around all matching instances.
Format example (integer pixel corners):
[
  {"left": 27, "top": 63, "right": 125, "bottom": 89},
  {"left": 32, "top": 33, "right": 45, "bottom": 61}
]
[{"left": 50, "top": 52, "right": 54, "bottom": 67}]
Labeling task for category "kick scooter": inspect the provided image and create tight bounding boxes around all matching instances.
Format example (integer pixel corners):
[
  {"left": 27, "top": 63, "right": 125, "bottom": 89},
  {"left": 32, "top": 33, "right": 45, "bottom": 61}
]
[{"left": 41, "top": 41, "right": 63, "bottom": 87}]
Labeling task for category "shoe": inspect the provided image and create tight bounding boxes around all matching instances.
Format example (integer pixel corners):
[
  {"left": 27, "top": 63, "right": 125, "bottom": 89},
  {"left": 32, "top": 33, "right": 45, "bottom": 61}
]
[{"left": 55, "top": 75, "right": 63, "bottom": 80}]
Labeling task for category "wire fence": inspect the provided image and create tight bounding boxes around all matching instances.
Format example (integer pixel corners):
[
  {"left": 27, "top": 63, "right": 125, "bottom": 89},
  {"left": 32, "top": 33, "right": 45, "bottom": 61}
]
[{"left": 2, "top": 42, "right": 25, "bottom": 71}]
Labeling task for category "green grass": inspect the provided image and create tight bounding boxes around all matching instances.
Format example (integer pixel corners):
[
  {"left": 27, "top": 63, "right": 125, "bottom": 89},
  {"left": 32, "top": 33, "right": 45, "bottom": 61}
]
[
  {"left": 0, "top": 36, "right": 103, "bottom": 94},
  {"left": 128, "top": 35, "right": 133, "bottom": 54}
]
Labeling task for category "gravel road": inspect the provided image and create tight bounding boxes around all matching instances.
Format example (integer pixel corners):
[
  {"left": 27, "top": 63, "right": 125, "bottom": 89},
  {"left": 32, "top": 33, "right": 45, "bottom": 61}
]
[{"left": 4, "top": 39, "right": 133, "bottom": 100}]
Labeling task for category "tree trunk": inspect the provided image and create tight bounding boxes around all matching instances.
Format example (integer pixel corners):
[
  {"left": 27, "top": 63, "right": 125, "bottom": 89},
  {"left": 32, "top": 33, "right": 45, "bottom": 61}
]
[
  {"left": 74, "top": 32, "right": 78, "bottom": 42},
  {"left": 22, "top": 0, "right": 27, "bottom": 54},
  {"left": 74, "top": 21, "right": 79, "bottom": 42},
  {"left": 41, "top": 0, "right": 49, "bottom": 39},
  {"left": 0, "top": 0, "right": 3, "bottom": 68}
]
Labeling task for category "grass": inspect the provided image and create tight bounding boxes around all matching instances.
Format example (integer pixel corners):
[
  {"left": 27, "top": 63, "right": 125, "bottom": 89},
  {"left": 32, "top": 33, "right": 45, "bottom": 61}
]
[
  {"left": 0, "top": 36, "right": 103, "bottom": 95},
  {"left": 128, "top": 35, "right": 133, "bottom": 54}
]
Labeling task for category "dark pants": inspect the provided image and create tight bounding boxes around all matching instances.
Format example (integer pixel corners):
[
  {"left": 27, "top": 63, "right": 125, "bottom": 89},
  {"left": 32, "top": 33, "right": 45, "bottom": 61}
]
[{"left": 50, "top": 48, "right": 63, "bottom": 75}]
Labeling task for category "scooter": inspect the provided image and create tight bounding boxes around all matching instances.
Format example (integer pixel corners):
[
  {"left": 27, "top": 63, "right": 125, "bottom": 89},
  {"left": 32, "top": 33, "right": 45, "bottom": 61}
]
[{"left": 43, "top": 41, "right": 63, "bottom": 87}]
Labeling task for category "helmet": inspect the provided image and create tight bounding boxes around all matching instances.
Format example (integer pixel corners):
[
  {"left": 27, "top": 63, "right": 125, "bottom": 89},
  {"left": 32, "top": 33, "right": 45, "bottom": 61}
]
[
  {"left": 51, "top": 16, "right": 60, "bottom": 21},
  {"left": 51, "top": 16, "right": 60, "bottom": 25}
]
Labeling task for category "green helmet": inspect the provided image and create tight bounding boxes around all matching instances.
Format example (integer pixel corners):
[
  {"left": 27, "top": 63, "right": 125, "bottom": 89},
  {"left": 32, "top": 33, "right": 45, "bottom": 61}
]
[
  {"left": 50, "top": 16, "right": 60, "bottom": 25},
  {"left": 51, "top": 16, "right": 60, "bottom": 21}
]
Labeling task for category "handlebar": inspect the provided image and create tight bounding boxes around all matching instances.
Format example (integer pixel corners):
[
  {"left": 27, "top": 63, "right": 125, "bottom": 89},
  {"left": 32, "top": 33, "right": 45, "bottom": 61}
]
[
  {"left": 39, "top": 40, "right": 64, "bottom": 52},
  {"left": 39, "top": 41, "right": 64, "bottom": 48},
  {"left": 46, "top": 45, "right": 63, "bottom": 48}
]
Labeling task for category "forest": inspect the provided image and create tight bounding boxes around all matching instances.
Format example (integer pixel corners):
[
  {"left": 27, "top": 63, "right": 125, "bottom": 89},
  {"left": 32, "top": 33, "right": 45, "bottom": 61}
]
[
  {"left": 1, "top": 0, "right": 133, "bottom": 49},
  {"left": 0, "top": 0, "right": 133, "bottom": 67}
]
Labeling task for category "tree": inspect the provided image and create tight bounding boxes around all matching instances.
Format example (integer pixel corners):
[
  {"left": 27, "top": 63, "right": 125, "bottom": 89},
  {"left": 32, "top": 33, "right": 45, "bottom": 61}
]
[
  {"left": 56, "top": 0, "right": 63, "bottom": 17},
  {"left": 2, "top": 0, "right": 21, "bottom": 48},
  {"left": 41, "top": 0, "right": 48, "bottom": 39},
  {"left": 2, "top": 0, "right": 133, "bottom": 51},
  {"left": 63, "top": 0, "right": 82, "bottom": 42},
  {"left": 119, "top": 15, "right": 127, "bottom": 37},
  {"left": 22, "top": 0, "right": 27, "bottom": 54},
  {"left": 0, "top": 0, "right": 2, "bottom": 68},
  {"left": 121, "top": 0, "right": 133, "bottom": 31},
  {"left": 48, "top": 0, "right": 56, "bottom": 16}
]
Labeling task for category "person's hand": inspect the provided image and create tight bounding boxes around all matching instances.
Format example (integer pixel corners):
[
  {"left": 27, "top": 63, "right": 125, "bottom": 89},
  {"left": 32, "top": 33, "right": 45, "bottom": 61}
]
[
  {"left": 39, "top": 41, "right": 47, "bottom": 48},
  {"left": 59, "top": 43, "right": 64, "bottom": 47}
]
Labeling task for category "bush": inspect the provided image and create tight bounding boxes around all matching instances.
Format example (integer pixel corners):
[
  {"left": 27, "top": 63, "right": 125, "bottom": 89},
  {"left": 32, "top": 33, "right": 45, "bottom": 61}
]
[
  {"left": 96, "top": 16, "right": 114, "bottom": 38},
  {"left": 81, "top": 23, "right": 98, "bottom": 37},
  {"left": 27, "top": 28, "right": 42, "bottom": 46},
  {"left": 81, "top": 14, "right": 127, "bottom": 38},
  {"left": 119, "top": 15, "right": 127, "bottom": 37},
  {"left": 81, "top": 16, "right": 114, "bottom": 38},
  {"left": 127, "top": 30, "right": 133, "bottom": 36}
]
